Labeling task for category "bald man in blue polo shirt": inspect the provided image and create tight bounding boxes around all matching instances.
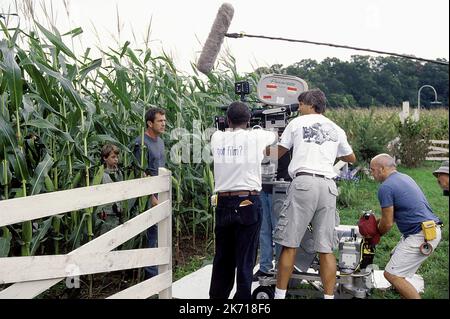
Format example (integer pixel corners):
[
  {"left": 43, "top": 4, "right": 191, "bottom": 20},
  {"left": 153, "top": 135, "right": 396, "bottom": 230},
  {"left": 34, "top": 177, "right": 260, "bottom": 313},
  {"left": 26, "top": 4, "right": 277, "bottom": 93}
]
[{"left": 370, "top": 154, "right": 442, "bottom": 299}]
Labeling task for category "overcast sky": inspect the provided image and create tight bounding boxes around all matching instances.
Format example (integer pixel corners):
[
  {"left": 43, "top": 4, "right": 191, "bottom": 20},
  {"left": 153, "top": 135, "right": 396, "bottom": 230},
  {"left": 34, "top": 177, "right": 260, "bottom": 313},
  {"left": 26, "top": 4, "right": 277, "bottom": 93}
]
[{"left": 1, "top": 0, "right": 449, "bottom": 74}]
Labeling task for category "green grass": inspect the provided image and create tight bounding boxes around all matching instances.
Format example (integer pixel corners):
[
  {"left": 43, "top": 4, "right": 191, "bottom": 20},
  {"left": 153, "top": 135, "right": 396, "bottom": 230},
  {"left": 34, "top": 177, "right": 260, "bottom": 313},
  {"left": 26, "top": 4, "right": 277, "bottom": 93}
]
[
  {"left": 338, "top": 161, "right": 449, "bottom": 299},
  {"left": 174, "top": 163, "right": 449, "bottom": 299},
  {"left": 173, "top": 255, "right": 213, "bottom": 282}
]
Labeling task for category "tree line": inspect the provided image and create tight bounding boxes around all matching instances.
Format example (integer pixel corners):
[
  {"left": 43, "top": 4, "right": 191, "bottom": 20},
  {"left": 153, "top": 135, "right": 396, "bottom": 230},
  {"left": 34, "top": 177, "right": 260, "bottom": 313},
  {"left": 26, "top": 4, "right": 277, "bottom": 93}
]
[{"left": 254, "top": 55, "right": 449, "bottom": 108}]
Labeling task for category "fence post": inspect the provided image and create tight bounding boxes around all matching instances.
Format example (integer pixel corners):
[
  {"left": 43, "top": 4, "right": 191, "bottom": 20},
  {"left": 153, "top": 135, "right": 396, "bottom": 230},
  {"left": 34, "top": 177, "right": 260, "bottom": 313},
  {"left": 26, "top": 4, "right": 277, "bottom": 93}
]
[
  {"left": 0, "top": 174, "right": 172, "bottom": 299},
  {"left": 157, "top": 168, "right": 172, "bottom": 299},
  {"left": 399, "top": 101, "right": 409, "bottom": 124}
]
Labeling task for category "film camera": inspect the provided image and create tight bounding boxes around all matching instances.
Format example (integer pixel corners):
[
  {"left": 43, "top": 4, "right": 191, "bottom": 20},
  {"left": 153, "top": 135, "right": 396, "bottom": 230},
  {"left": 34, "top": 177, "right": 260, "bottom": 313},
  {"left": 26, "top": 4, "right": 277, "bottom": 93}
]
[
  {"left": 214, "top": 74, "right": 309, "bottom": 181},
  {"left": 215, "top": 74, "right": 308, "bottom": 135}
]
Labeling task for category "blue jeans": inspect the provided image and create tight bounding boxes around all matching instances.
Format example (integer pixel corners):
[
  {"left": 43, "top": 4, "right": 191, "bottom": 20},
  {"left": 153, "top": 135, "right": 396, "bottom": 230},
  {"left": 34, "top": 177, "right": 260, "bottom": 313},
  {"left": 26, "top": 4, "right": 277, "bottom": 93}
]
[
  {"left": 144, "top": 225, "right": 158, "bottom": 278},
  {"left": 259, "top": 191, "right": 280, "bottom": 273}
]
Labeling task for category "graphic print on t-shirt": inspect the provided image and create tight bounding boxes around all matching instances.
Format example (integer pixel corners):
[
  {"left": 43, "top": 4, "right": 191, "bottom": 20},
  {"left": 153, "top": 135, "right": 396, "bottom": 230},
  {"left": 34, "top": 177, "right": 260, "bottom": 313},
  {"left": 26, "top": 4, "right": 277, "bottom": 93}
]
[
  {"left": 214, "top": 143, "right": 249, "bottom": 163},
  {"left": 302, "top": 122, "right": 338, "bottom": 145}
]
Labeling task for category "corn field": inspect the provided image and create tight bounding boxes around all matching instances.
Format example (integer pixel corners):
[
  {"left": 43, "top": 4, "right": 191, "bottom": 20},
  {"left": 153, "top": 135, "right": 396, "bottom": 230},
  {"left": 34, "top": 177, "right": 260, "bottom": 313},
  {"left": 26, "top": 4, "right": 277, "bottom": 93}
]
[{"left": 0, "top": 15, "right": 262, "bottom": 261}]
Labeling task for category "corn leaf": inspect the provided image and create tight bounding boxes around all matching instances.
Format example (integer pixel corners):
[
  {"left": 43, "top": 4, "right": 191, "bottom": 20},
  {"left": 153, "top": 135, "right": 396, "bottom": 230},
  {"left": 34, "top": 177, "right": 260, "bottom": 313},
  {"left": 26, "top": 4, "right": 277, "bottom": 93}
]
[
  {"left": 30, "top": 216, "right": 53, "bottom": 255},
  {"left": 126, "top": 47, "right": 143, "bottom": 69},
  {"left": 26, "top": 118, "right": 74, "bottom": 143},
  {"left": 71, "top": 171, "right": 82, "bottom": 189},
  {"left": 0, "top": 158, "right": 12, "bottom": 186},
  {"left": 92, "top": 165, "right": 104, "bottom": 186},
  {"left": 98, "top": 72, "right": 131, "bottom": 108},
  {"left": 44, "top": 175, "right": 55, "bottom": 192},
  {"left": 34, "top": 61, "right": 85, "bottom": 111},
  {"left": 0, "top": 231, "right": 12, "bottom": 257},
  {"left": 88, "top": 133, "right": 131, "bottom": 153},
  {"left": 29, "top": 153, "right": 54, "bottom": 196},
  {"left": 0, "top": 40, "right": 23, "bottom": 111},
  {"left": 0, "top": 114, "right": 29, "bottom": 180},
  {"left": 62, "top": 27, "right": 83, "bottom": 38},
  {"left": 35, "top": 21, "right": 76, "bottom": 59},
  {"left": 17, "top": 49, "right": 55, "bottom": 106},
  {"left": 26, "top": 93, "right": 65, "bottom": 121},
  {"left": 79, "top": 58, "right": 102, "bottom": 81},
  {"left": 119, "top": 41, "right": 130, "bottom": 58}
]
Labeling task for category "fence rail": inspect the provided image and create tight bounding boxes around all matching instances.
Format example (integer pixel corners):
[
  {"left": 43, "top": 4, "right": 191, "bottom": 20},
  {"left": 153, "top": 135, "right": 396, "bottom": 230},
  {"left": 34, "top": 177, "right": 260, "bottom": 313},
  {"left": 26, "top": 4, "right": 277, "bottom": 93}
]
[
  {"left": 0, "top": 168, "right": 172, "bottom": 299},
  {"left": 426, "top": 140, "right": 449, "bottom": 161}
]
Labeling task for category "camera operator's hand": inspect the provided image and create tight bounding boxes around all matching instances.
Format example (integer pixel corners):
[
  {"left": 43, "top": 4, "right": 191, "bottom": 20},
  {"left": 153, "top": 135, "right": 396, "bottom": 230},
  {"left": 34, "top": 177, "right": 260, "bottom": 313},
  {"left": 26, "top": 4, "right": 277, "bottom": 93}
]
[
  {"left": 265, "top": 145, "right": 288, "bottom": 161},
  {"left": 338, "top": 153, "right": 356, "bottom": 164},
  {"left": 151, "top": 194, "right": 159, "bottom": 207}
]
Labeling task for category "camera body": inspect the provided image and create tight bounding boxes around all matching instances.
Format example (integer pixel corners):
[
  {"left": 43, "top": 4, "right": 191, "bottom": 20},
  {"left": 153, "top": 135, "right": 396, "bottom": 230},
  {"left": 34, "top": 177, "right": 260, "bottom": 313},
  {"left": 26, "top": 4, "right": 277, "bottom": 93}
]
[
  {"left": 235, "top": 81, "right": 251, "bottom": 100},
  {"left": 214, "top": 74, "right": 309, "bottom": 182},
  {"left": 214, "top": 105, "right": 297, "bottom": 133}
]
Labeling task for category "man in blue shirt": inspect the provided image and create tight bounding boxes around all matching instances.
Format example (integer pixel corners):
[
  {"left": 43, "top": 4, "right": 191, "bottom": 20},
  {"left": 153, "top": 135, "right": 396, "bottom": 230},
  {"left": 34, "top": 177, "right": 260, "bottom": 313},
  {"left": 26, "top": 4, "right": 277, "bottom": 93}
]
[
  {"left": 370, "top": 154, "right": 442, "bottom": 299},
  {"left": 133, "top": 107, "right": 166, "bottom": 279}
]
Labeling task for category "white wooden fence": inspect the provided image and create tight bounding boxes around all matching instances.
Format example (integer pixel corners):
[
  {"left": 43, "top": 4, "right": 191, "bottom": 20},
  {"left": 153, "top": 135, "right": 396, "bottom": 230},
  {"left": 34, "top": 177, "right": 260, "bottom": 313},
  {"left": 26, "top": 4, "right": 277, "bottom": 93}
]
[
  {"left": 0, "top": 168, "right": 172, "bottom": 299},
  {"left": 426, "top": 140, "right": 449, "bottom": 161}
]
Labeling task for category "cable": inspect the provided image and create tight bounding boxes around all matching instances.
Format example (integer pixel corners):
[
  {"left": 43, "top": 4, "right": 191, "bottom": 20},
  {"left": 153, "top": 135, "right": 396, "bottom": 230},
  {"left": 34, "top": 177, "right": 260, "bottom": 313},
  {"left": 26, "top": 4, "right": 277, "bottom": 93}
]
[
  {"left": 0, "top": 13, "right": 19, "bottom": 19},
  {"left": 226, "top": 32, "right": 449, "bottom": 66}
]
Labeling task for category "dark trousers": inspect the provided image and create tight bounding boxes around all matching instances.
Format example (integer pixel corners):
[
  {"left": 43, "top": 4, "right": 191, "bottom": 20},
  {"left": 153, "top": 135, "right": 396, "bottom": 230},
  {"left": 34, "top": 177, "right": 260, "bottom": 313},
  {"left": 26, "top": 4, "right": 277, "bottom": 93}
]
[
  {"left": 209, "top": 195, "right": 262, "bottom": 299},
  {"left": 144, "top": 224, "right": 158, "bottom": 278},
  {"left": 144, "top": 195, "right": 159, "bottom": 279}
]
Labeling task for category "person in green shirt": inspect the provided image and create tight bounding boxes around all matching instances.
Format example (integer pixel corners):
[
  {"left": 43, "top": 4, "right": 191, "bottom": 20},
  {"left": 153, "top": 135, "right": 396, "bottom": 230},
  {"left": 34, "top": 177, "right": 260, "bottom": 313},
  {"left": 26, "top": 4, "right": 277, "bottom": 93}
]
[{"left": 97, "top": 143, "right": 124, "bottom": 235}]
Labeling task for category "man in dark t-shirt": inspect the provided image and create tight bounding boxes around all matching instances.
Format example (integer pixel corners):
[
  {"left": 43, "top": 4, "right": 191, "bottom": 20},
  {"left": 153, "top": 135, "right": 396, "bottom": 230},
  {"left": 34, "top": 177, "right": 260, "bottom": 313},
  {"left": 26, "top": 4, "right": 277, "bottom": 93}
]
[{"left": 133, "top": 107, "right": 166, "bottom": 279}]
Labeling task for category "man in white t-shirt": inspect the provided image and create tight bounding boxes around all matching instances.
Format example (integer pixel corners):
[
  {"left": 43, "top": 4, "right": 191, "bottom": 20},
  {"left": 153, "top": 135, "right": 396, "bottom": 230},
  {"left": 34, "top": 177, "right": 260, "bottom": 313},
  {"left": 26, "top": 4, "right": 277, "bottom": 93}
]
[
  {"left": 271, "top": 89, "right": 356, "bottom": 299},
  {"left": 209, "top": 101, "right": 277, "bottom": 299}
]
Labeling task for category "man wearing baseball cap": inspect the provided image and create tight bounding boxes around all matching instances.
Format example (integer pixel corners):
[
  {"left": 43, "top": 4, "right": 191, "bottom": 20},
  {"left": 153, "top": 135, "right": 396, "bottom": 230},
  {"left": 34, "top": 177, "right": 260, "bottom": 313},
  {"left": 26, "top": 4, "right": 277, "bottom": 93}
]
[{"left": 433, "top": 160, "right": 449, "bottom": 196}]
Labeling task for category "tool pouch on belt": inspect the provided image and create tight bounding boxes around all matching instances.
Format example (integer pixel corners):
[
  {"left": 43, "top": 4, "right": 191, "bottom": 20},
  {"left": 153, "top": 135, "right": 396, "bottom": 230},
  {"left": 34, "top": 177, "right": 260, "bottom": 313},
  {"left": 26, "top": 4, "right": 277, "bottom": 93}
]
[{"left": 421, "top": 220, "right": 437, "bottom": 241}]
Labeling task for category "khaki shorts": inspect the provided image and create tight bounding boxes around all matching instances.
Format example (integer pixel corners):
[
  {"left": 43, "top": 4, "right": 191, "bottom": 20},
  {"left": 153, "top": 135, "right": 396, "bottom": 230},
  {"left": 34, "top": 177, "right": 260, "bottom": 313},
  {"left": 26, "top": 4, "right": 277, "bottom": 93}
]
[
  {"left": 273, "top": 175, "right": 339, "bottom": 253},
  {"left": 385, "top": 226, "right": 442, "bottom": 277}
]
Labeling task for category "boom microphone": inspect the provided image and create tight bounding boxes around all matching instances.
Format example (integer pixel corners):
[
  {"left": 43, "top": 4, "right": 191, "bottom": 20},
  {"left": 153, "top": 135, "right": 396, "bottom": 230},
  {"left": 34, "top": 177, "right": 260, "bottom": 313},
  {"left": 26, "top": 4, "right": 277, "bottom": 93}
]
[{"left": 197, "top": 3, "right": 234, "bottom": 75}]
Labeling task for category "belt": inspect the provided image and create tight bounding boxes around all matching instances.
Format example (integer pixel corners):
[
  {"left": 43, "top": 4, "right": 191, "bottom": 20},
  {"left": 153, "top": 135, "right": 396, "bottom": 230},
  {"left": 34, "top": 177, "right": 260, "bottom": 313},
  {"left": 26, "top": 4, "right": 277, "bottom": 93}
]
[
  {"left": 295, "top": 172, "right": 326, "bottom": 179},
  {"left": 218, "top": 190, "right": 260, "bottom": 197}
]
